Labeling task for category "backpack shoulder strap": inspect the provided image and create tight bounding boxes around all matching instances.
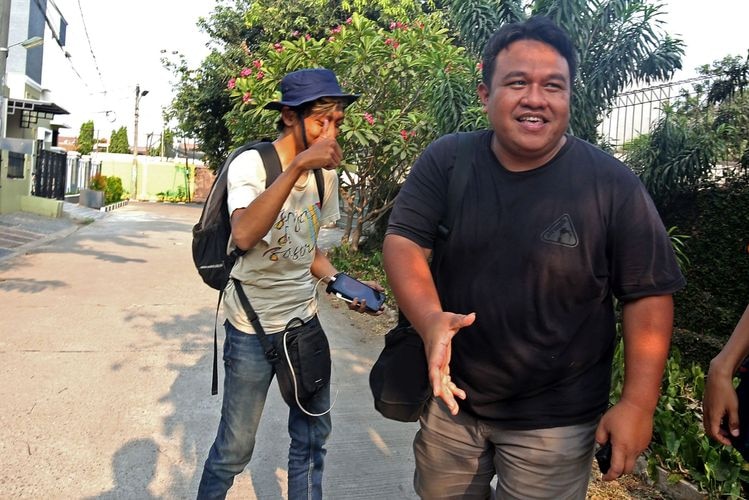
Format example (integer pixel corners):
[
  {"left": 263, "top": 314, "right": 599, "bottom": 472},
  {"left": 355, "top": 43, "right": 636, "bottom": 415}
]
[
  {"left": 248, "top": 141, "right": 324, "bottom": 203},
  {"left": 250, "top": 141, "right": 282, "bottom": 189}
]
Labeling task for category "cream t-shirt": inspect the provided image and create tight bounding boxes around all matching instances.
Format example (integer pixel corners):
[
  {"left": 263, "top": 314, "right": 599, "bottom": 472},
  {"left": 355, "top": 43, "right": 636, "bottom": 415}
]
[{"left": 223, "top": 148, "right": 340, "bottom": 334}]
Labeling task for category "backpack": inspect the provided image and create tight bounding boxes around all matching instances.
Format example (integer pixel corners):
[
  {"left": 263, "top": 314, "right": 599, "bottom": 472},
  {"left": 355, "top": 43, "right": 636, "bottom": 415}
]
[{"left": 191, "top": 139, "right": 325, "bottom": 394}]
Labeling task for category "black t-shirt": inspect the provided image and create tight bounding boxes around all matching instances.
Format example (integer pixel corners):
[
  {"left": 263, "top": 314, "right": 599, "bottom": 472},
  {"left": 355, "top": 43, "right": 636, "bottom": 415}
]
[{"left": 386, "top": 131, "right": 685, "bottom": 428}]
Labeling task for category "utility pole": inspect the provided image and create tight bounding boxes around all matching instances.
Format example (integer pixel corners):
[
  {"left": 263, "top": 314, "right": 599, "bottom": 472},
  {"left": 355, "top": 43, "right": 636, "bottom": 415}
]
[{"left": 131, "top": 83, "right": 148, "bottom": 200}]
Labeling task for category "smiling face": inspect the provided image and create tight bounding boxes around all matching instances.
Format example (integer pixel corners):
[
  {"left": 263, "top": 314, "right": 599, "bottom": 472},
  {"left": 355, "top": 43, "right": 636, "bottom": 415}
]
[{"left": 478, "top": 39, "right": 571, "bottom": 172}]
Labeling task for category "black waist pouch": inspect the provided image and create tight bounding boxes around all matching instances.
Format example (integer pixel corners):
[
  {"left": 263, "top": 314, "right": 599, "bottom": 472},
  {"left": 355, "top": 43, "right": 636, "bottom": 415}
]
[{"left": 275, "top": 316, "right": 331, "bottom": 409}]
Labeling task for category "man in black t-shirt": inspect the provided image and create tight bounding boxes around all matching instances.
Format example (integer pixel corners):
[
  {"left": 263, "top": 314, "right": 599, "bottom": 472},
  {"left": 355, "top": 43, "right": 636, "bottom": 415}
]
[{"left": 383, "top": 16, "right": 685, "bottom": 499}]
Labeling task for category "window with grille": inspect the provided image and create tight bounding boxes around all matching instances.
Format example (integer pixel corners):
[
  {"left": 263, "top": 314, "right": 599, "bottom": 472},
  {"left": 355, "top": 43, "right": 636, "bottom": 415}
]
[{"left": 8, "top": 152, "right": 25, "bottom": 179}]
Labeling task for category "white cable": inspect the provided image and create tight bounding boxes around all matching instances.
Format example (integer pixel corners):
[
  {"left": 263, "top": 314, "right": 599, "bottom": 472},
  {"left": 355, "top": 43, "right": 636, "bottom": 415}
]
[
  {"left": 280, "top": 275, "right": 338, "bottom": 417},
  {"left": 282, "top": 327, "right": 337, "bottom": 417}
]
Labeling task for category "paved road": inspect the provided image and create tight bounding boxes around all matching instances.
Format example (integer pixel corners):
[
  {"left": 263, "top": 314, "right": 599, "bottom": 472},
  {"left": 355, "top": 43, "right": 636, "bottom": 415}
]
[{"left": 0, "top": 202, "right": 418, "bottom": 499}]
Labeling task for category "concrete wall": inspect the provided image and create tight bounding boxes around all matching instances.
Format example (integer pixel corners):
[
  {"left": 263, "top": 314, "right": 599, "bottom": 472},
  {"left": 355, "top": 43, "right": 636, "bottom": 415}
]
[
  {"left": 20, "top": 194, "right": 62, "bottom": 217},
  {"left": 0, "top": 144, "right": 34, "bottom": 214},
  {"left": 94, "top": 153, "right": 201, "bottom": 202}
]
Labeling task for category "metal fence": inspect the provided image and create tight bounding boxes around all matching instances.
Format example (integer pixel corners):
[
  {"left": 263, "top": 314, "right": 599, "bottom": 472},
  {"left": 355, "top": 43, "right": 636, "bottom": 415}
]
[
  {"left": 32, "top": 149, "right": 67, "bottom": 200},
  {"left": 597, "top": 75, "right": 714, "bottom": 150},
  {"left": 65, "top": 155, "right": 101, "bottom": 195}
]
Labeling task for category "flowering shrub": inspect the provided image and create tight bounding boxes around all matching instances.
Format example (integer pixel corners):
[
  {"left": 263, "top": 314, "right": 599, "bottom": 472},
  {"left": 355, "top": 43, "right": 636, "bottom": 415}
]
[{"left": 225, "top": 12, "right": 480, "bottom": 248}]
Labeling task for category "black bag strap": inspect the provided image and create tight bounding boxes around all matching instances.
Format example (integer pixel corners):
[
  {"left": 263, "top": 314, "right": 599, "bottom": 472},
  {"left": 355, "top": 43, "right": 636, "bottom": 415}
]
[
  {"left": 231, "top": 277, "right": 279, "bottom": 361},
  {"left": 397, "top": 132, "right": 475, "bottom": 327},
  {"left": 437, "top": 132, "right": 474, "bottom": 242}
]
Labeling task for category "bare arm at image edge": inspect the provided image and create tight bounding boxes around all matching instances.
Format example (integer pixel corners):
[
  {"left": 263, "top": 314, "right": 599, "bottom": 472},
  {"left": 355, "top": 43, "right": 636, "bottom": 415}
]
[{"left": 704, "top": 305, "right": 749, "bottom": 445}]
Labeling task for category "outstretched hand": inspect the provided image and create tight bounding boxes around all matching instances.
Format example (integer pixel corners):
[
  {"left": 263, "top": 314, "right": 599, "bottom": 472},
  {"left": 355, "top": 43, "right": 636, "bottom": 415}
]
[{"left": 421, "top": 311, "right": 476, "bottom": 415}]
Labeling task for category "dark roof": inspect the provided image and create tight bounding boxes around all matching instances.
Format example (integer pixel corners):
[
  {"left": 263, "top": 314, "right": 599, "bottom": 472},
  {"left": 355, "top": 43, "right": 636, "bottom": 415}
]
[{"left": 7, "top": 97, "right": 69, "bottom": 118}]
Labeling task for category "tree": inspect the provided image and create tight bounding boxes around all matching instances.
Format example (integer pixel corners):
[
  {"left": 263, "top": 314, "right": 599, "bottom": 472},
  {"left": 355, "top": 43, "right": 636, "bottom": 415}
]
[
  {"left": 228, "top": 12, "right": 476, "bottom": 249},
  {"left": 442, "top": 0, "right": 685, "bottom": 143},
  {"left": 165, "top": 0, "right": 432, "bottom": 170},
  {"left": 77, "top": 120, "right": 95, "bottom": 155},
  {"left": 149, "top": 129, "right": 176, "bottom": 157},
  {"left": 625, "top": 54, "right": 749, "bottom": 202},
  {"left": 109, "top": 126, "right": 130, "bottom": 154}
]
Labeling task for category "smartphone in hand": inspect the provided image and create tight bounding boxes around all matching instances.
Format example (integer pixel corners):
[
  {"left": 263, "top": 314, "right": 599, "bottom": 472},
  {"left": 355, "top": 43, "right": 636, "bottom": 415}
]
[
  {"left": 326, "top": 272, "right": 385, "bottom": 312},
  {"left": 595, "top": 441, "right": 612, "bottom": 474}
]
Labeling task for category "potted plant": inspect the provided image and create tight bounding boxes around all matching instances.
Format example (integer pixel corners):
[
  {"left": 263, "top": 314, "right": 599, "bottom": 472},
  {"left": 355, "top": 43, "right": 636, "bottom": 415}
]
[{"left": 79, "top": 174, "right": 106, "bottom": 209}]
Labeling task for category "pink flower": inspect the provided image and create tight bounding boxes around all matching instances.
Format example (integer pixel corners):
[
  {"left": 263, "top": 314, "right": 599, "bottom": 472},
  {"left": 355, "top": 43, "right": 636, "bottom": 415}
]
[
  {"left": 390, "top": 21, "right": 397, "bottom": 30},
  {"left": 253, "top": 59, "right": 262, "bottom": 69},
  {"left": 292, "top": 30, "right": 300, "bottom": 38},
  {"left": 256, "top": 71, "right": 265, "bottom": 81},
  {"left": 400, "top": 129, "right": 409, "bottom": 140},
  {"left": 227, "top": 78, "right": 236, "bottom": 90},
  {"left": 328, "top": 36, "right": 336, "bottom": 43},
  {"left": 273, "top": 42, "right": 284, "bottom": 53},
  {"left": 345, "top": 17, "right": 352, "bottom": 24},
  {"left": 476, "top": 62, "right": 483, "bottom": 71},
  {"left": 331, "top": 25, "right": 342, "bottom": 34},
  {"left": 242, "top": 92, "right": 252, "bottom": 103},
  {"left": 240, "top": 67, "right": 252, "bottom": 77},
  {"left": 363, "top": 112, "right": 374, "bottom": 125},
  {"left": 305, "top": 34, "right": 311, "bottom": 41}
]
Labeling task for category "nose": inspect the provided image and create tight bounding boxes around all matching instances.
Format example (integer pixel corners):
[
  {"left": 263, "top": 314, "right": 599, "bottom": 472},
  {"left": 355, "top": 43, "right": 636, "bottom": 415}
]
[{"left": 520, "top": 84, "right": 546, "bottom": 108}]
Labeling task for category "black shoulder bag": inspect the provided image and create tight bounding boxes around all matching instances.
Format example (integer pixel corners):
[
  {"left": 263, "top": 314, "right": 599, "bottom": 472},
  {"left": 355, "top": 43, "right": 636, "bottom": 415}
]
[
  {"left": 232, "top": 280, "right": 332, "bottom": 415},
  {"left": 369, "top": 132, "right": 476, "bottom": 422}
]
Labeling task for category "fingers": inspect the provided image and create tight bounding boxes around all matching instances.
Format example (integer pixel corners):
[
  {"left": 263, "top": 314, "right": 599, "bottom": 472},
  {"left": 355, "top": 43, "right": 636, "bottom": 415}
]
[
  {"left": 320, "top": 119, "right": 332, "bottom": 139},
  {"left": 429, "top": 366, "right": 464, "bottom": 416},
  {"left": 452, "top": 312, "right": 476, "bottom": 330},
  {"left": 594, "top": 422, "right": 609, "bottom": 446},
  {"left": 347, "top": 298, "right": 384, "bottom": 316}
]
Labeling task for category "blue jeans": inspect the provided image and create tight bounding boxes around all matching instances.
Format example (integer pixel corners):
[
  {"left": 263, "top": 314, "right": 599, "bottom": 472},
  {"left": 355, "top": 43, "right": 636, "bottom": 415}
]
[{"left": 197, "top": 319, "right": 332, "bottom": 500}]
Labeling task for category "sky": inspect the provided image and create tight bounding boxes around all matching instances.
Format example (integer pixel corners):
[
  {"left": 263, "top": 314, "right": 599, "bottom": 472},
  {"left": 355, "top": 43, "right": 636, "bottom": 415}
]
[
  {"left": 42, "top": 0, "right": 213, "bottom": 145},
  {"left": 38, "top": 0, "right": 749, "bottom": 146}
]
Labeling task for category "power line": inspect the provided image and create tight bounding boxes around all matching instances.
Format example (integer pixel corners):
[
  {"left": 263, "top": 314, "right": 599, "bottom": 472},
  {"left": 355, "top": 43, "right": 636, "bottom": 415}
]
[
  {"left": 75, "top": 0, "right": 107, "bottom": 95},
  {"left": 29, "top": 0, "right": 91, "bottom": 93}
]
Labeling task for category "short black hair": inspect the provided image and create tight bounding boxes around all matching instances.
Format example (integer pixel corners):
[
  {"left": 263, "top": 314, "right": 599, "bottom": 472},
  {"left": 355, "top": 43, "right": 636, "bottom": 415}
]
[{"left": 481, "top": 16, "right": 577, "bottom": 87}]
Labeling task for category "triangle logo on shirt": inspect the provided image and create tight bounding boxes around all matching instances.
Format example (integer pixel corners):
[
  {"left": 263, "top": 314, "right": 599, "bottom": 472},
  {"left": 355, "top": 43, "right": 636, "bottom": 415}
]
[{"left": 541, "top": 214, "right": 579, "bottom": 248}]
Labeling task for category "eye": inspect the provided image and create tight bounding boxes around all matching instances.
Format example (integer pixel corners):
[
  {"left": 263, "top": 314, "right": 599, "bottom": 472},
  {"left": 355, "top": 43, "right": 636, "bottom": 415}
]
[{"left": 508, "top": 80, "right": 526, "bottom": 88}]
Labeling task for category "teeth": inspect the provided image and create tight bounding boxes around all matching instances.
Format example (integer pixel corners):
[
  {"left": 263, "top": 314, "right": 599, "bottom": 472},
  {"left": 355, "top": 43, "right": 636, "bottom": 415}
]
[{"left": 520, "top": 116, "right": 542, "bottom": 122}]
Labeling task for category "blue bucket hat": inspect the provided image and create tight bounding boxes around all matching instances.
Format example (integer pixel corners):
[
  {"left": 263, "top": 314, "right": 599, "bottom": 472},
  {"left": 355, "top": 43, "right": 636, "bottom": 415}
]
[{"left": 264, "top": 68, "right": 359, "bottom": 111}]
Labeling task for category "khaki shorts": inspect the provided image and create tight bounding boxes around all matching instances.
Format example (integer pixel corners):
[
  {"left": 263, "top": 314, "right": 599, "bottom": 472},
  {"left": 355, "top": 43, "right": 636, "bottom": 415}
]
[{"left": 413, "top": 398, "right": 597, "bottom": 499}]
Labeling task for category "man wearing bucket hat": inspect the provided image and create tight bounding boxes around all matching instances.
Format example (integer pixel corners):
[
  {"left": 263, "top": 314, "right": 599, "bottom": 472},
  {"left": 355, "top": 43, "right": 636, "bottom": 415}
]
[{"left": 197, "top": 68, "right": 383, "bottom": 499}]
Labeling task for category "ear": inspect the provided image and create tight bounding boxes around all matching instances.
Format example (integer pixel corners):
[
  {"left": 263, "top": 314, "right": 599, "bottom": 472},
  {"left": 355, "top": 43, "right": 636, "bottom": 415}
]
[
  {"left": 280, "top": 107, "right": 298, "bottom": 127},
  {"left": 477, "top": 82, "right": 489, "bottom": 111}
]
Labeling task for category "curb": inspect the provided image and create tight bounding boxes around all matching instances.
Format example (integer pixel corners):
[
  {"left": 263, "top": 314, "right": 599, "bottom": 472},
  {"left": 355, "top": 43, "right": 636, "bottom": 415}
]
[
  {"left": 634, "top": 457, "right": 706, "bottom": 499},
  {"left": 99, "top": 200, "right": 129, "bottom": 212},
  {"left": 0, "top": 224, "right": 80, "bottom": 263}
]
